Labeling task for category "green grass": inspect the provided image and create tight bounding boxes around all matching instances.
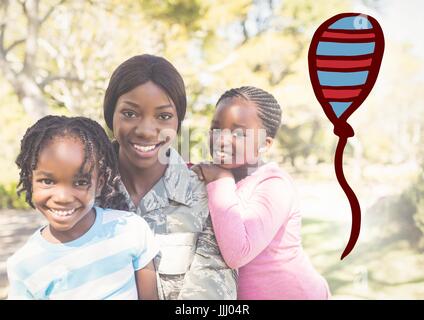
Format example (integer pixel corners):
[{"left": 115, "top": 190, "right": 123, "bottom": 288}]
[{"left": 302, "top": 217, "right": 424, "bottom": 299}]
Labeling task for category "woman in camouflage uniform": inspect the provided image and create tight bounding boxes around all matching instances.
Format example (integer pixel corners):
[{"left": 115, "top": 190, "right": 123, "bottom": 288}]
[{"left": 102, "top": 54, "right": 237, "bottom": 300}]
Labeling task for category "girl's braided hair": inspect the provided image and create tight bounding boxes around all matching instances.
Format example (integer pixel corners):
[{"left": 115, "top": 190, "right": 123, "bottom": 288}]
[
  {"left": 16, "top": 115, "right": 128, "bottom": 210},
  {"left": 216, "top": 86, "right": 282, "bottom": 138}
]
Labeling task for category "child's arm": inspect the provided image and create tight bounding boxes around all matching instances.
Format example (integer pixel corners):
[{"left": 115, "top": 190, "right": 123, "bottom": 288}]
[
  {"left": 135, "top": 260, "right": 158, "bottom": 300},
  {"left": 206, "top": 175, "right": 296, "bottom": 269},
  {"left": 132, "top": 216, "right": 160, "bottom": 300}
]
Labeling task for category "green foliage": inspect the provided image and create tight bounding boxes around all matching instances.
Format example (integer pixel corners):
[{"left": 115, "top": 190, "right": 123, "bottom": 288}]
[
  {"left": 138, "top": 0, "right": 205, "bottom": 29},
  {"left": 1, "top": 0, "right": 424, "bottom": 203},
  {"left": 277, "top": 116, "right": 336, "bottom": 167},
  {"left": 366, "top": 164, "right": 424, "bottom": 250},
  {"left": 0, "top": 80, "right": 33, "bottom": 184},
  {"left": 0, "top": 182, "right": 29, "bottom": 209},
  {"left": 366, "top": 192, "right": 422, "bottom": 248}
]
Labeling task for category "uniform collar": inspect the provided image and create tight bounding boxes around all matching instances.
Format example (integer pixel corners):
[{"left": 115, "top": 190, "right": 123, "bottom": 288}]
[
  {"left": 117, "top": 147, "right": 193, "bottom": 213},
  {"left": 162, "top": 147, "right": 193, "bottom": 207}
]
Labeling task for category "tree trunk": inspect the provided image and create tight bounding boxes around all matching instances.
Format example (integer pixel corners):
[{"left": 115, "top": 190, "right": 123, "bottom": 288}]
[
  {"left": 15, "top": 73, "right": 49, "bottom": 120},
  {"left": 0, "top": 58, "right": 49, "bottom": 120},
  {"left": 0, "top": 0, "right": 50, "bottom": 120}
]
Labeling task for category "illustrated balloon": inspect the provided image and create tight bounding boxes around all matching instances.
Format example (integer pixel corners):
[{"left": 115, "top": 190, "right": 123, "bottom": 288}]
[{"left": 308, "top": 13, "right": 384, "bottom": 259}]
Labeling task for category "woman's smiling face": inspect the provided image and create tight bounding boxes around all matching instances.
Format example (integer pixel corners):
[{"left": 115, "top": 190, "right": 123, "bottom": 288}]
[{"left": 112, "top": 81, "right": 179, "bottom": 170}]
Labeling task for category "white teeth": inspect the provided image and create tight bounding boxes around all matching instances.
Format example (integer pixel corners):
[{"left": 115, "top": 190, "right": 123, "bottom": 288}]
[
  {"left": 49, "top": 208, "right": 76, "bottom": 217},
  {"left": 133, "top": 144, "right": 157, "bottom": 152}
]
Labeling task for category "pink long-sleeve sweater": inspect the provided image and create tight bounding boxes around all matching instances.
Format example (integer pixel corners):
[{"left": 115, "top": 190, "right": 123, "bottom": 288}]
[{"left": 206, "top": 162, "right": 330, "bottom": 300}]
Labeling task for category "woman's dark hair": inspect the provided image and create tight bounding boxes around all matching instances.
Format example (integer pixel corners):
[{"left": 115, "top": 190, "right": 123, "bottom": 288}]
[
  {"left": 216, "top": 86, "right": 282, "bottom": 138},
  {"left": 16, "top": 115, "right": 128, "bottom": 210},
  {"left": 103, "top": 54, "right": 187, "bottom": 132}
]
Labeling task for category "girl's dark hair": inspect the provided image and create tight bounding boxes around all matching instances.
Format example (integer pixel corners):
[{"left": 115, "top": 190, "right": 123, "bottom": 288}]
[
  {"left": 216, "top": 86, "right": 282, "bottom": 138},
  {"left": 103, "top": 54, "right": 187, "bottom": 132},
  {"left": 16, "top": 115, "right": 128, "bottom": 210}
]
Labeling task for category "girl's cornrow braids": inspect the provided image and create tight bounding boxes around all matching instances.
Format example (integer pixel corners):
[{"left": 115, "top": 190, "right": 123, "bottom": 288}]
[{"left": 216, "top": 86, "right": 282, "bottom": 138}]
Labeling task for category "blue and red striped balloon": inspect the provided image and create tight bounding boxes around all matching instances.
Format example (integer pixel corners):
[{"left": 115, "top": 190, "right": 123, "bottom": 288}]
[
  {"left": 308, "top": 13, "right": 384, "bottom": 259},
  {"left": 309, "top": 13, "right": 384, "bottom": 124}
]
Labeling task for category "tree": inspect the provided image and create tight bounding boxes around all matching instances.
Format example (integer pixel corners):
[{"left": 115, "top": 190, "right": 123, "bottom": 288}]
[
  {"left": 0, "top": 0, "right": 70, "bottom": 118},
  {"left": 0, "top": 0, "right": 160, "bottom": 119}
]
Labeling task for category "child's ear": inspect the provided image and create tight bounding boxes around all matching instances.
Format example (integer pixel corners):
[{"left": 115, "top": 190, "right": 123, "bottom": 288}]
[
  {"left": 265, "top": 137, "right": 273, "bottom": 148},
  {"left": 258, "top": 137, "right": 273, "bottom": 154},
  {"left": 261, "top": 137, "right": 273, "bottom": 153}
]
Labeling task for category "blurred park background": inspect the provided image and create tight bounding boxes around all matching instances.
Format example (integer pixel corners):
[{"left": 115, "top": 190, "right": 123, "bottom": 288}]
[{"left": 1, "top": 0, "right": 424, "bottom": 299}]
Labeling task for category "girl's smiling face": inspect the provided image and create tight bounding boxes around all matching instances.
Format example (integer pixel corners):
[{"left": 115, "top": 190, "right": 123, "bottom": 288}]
[
  {"left": 210, "top": 97, "right": 272, "bottom": 169},
  {"left": 32, "top": 136, "right": 101, "bottom": 242},
  {"left": 112, "top": 81, "right": 179, "bottom": 170}
]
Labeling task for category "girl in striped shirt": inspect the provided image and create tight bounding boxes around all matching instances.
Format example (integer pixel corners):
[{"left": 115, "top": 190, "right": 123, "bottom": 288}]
[{"left": 7, "top": 116, "right": 159, "bottom": 300}]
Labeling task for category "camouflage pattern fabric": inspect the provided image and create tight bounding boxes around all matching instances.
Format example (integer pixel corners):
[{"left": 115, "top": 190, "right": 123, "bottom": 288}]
[{"left": 115, "top": 148, "right": 237, "bottom": 300}]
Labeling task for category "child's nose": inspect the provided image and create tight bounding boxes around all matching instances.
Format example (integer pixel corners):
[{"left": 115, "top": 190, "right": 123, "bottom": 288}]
[
  {"left": 210, "top": 129, "right": 233, "bottom": 152},
  {"left": 221, "top": 137, "right": 235, "bottom": 153},
  {"left": 216, "top": 130, "right": 232, "bottom": 145},
  {"left": 52, "top": 186, "right": 74, "bottom": 203}
]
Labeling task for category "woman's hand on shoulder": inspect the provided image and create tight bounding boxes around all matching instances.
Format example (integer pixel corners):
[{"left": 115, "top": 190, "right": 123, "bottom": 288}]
[{"left": 191, "top": 162, "right": 234, "bottom": 184}]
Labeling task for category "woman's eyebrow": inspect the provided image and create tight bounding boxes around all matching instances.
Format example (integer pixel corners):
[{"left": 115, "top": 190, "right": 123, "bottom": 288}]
[
  {"left": 120, "top": 101, "right": 173, "bottom": 110},
  {"left": 121, "top": 100, "right": 140, "bottom": 108},
  {"left": 155, "top": 104, "right": 174, "bottom": 110}
]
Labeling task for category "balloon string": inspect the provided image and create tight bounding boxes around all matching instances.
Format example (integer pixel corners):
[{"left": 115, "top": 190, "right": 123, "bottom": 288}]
[{"left": 334, "top": 132, "right": 361, "bottom": 260}]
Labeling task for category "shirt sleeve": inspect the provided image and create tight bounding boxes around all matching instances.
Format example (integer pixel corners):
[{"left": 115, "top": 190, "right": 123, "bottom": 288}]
[
  {"left": 132, "top": 217, "right": 161, "bottom": 271},
  {"left": 6, "top": 260, "right": 33, "bottom": 300},
  {"left": 206, "top": 175, "right": 297, "bottom": 269}
]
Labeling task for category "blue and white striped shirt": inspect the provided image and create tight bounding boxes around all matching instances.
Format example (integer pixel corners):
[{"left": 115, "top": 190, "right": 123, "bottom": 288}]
[{"left": 7, "top": 207, "right": 159, "bottom": 300}]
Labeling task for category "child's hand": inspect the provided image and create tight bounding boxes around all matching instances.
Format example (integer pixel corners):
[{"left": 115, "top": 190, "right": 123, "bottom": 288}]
[{"left": 191, "top": 163, "right": 234, "bottom": 184}]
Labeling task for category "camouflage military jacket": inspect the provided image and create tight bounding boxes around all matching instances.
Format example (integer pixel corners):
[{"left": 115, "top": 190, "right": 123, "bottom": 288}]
[{"left": 116, "top": 148, "right": 237, "bottom": 300}]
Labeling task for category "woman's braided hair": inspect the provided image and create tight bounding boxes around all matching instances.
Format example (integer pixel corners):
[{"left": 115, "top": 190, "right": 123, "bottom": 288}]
[
  {"left": 16, "top": 115, "right": 128, "bottom": 210},
  {"left": 216, "top": 86, "right": 282, "bottom": 138}
]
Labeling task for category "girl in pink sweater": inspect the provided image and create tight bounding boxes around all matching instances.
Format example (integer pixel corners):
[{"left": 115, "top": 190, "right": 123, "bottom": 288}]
[{"left": 192, "top": 86, "right": 330, "bottom": 300}]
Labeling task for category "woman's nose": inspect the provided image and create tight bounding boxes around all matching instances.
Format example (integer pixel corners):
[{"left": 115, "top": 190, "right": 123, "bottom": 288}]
[{"left": 134, "top": 118, "right": 157, "bottom": 139}]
